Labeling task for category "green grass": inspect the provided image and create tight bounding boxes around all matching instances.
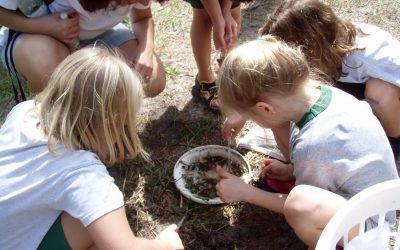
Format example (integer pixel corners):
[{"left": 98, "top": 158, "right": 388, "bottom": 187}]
[{"left": 0, "top": 65, "right": 17, "bottom": 124}]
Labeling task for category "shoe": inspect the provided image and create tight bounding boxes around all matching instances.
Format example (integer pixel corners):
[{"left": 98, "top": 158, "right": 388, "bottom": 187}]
[{"left": 191, "top": 75, "right": 220, "bottom": 113}]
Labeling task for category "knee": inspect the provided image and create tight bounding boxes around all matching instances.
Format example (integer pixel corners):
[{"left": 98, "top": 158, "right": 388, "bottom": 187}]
[
  {"left": 283, "top": 185, "right": 317, "bottom": 229},
  {"left": 14, "top": 35, "right": 69, "bottom": 92},
  {"left": 145, "top": 55, "right": 166, "bottom": 97}
]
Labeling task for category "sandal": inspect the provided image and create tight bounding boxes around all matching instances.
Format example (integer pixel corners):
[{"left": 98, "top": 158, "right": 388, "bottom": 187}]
[{"left": 191, "top": 75, "right": 220, "bottom": 113}]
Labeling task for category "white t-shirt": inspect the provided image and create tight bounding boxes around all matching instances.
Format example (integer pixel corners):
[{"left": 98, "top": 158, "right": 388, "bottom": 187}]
[
  {"left": 0, "top": 0, "right": 151, "bottom": 41},
  {"left": 340, "top": 23, "right": 400, "bottom": 87},
  {"left": 48, "top": 0, "right": 151, "bottom": 40},
  {"left": 289, "top": 86, "right": 398, "bottom": 199},
  {"left": 0, "top": 100, "right": 124, "bottom": 250}
]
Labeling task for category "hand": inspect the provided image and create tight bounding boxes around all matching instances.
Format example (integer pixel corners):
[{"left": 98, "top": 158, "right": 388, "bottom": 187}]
[
  {"left": 221, "top": 114, "right": 246, "bottom": 141},
  {"left": 212, "top": 19, "right": 227, "bottom": 53},
  {"left": 43, "top": 9, "right": 80, "bottom": 44},
  {"left": 132, "top": 50, "right": 154, "bottom": 83},
  {"left": 222, "top": 11, "right": 238, "bottom": 47},
  {"left": 215, "top": 165, "right": 251, "bottom": 203},
  {"left": 259, "top": 159, "right": 295, "bottom": 181},
  {"left": 155, "top": 224, "right": 184, "bottom": 250}
]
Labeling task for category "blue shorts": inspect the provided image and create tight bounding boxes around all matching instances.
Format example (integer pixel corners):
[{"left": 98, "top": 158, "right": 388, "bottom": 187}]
[{"left": 0, "top": 23, "right": 135, "bottom": 84}]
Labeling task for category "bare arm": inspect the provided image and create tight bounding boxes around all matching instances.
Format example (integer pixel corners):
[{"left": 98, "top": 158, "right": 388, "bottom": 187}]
[
  {"left": 220, "top": 0, "right": 237, "bottom": 46},
  {"left": 200, "top": 0, "right": 227, "bottom": 52},
  {"left": 215, "top": 166, "right": 287, "bottom": 214},
  {"left": 129, "top": 6, "right": 155, "bottom": 78},
  {"left": 0, "top": 7, "right": 79, "bottom": 43},
  {"left": 87, "top": 207, "right": 183, "bottom": 250}
]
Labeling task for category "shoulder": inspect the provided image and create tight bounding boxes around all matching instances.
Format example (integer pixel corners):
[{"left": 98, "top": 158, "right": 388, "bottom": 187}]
[
  {"left": 291, "top": 87, "right": 386, "bottom": 158},
  {"left": 349, "top": 23, "right": 400, "bottom": 61}
]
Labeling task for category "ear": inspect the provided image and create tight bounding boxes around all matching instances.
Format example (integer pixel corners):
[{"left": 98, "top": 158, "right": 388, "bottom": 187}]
[{"left": 254, "top": 101, "right": 275, "bottom": 114}]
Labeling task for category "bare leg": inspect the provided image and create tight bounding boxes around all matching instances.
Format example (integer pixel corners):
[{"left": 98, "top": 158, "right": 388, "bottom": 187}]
[
  {"left": 191, "top": 8, "right": 214, "bottom": 83},
  {"left": 118, "top": 39, "right": 166, "bottom": 97},
  {"left": 284, "top": 185, "right": 348, "bottom": 248},
  {"left": 61, "top": 212, "right": 95, "bottom": 250},
  {"left": 365, "top": 78, "right": 400, "bottom": 137},
  {"left": 13, "top": 34, "right": 70, "bottom": 93}
]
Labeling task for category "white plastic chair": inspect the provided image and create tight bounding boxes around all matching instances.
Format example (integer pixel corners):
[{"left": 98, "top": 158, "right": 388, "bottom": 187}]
[{"left": 316, "top": 179, "right": 400, "bottom": 250}]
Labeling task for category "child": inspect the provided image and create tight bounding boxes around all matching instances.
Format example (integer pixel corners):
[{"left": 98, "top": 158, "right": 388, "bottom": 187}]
[
  {"left": 0, "top": 0, "right": 166, "bottom": 97},
  {"left": 0, "top": 48, "right": 183, "bottom": 250},
  {"left": 216, "top": 37, "right": 399, "bottom": 248},
  {"left": 184, "top": 0, "right": 252, "bottom": 113},
  {"left": 259, "top": 0, "right": 400, "bottom": 157}
]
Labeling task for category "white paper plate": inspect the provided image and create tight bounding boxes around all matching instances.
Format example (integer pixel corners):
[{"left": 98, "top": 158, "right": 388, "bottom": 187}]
[{"left": 174, "top": 145, "right": 251, "bottom": 204}]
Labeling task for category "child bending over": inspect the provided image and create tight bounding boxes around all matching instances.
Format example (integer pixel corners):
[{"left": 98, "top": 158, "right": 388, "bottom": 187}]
[
  {"left": 0, "top": 48, "right": 183, "bottom": 250},
  {"left": 216, "top": 36, "right": 399, "bottom": 249},
  {"left": 259, "top": 0, "right": 400, "bottom": 158},
  {"left": 0, "top": 0, "right": 166, "bottom": 97}
]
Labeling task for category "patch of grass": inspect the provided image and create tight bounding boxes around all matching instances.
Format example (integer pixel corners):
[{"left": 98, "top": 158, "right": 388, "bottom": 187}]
[
  {"left": 164, "top": 63, "right": 179, "bottom": 77},
  {"left": 180, "top": 119, "right": 219, "bottom": 147},
  {"left": 0, "top": 65, "right": 16, "bottom": 125},
  {"left": 152, "top": 1, "right": 192, "bottom": 52}
]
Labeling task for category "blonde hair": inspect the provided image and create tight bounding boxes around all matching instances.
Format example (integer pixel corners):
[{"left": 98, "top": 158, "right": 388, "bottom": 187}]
[
  {"left": 36, "top": 47, "right": 146, "bottom": 166},
  {"left": 218, "top": 36, "right": 311, "bottom": 114}
]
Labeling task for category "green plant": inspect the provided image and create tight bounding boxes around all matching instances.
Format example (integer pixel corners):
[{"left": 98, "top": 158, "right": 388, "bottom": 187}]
[{"left": 164, "top": 63, "right": 179, "bottom": 77}]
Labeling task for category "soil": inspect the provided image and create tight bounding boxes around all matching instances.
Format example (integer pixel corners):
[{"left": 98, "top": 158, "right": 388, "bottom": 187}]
[{"left": 108, "top": 1, "right": 400, "bottom": 249}]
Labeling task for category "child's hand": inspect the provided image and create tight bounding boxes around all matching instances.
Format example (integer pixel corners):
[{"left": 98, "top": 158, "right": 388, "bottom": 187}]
[
  {"left": 259, "top": 159, "right": 295, "bottom": 181},
  {"left": 132, "top": 50, "right": 154, "bottom": 83},
  {"left": 45, "top": 9, "right": 80, "bottom": 44},
  {"left": 212, "top": 18, "right": 228, "bottom": 53},
  {"left": 215, "top": 165, "right": 250, "bottom": 203},
  {"left": 221, "top": 114, "right": 246, "bottom": 141},
  {"left": 154, "top": 224, "right": 184, "bottom": 249},
  {"left": 222, "top": 11, "right": 238, "bottom": 47}
]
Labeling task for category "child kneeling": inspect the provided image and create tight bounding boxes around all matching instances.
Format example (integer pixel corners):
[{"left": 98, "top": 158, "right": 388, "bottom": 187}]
[{"left": 215, "top": 36, "right": 399, "bottom": 249}]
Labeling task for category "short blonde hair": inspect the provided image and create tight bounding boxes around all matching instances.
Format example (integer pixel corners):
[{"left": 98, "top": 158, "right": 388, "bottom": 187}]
[
  {"left": 36, "top": 47, "right": 146, "bottom": 166},
  {"left": 217, "top": 36, "right": 310, "bottom": 114}
]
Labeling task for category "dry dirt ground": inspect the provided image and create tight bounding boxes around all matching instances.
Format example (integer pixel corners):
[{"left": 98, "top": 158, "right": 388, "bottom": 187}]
[{"left": 109, "top": 0, "right": 400, "bottom": 249}]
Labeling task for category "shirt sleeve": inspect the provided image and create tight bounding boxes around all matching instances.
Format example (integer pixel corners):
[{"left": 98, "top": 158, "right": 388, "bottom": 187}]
[
  {"left": 340, "top": 23, "right": 400, "bottom": 87},
  {"left": 55, "top": 163, "right": 124, "bottom": 227}
]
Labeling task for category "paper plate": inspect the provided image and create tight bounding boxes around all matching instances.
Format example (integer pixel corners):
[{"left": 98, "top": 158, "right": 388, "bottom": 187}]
[{"left": 174, "top": 145, "right": 251, "bottom": 204}]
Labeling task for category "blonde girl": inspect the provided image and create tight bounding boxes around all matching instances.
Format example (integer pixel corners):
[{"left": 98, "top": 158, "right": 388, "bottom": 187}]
[
  {"left": 0, "top": 47, "right": 183, "bottom": 250},
  {"left": 215, "top": 36, "right": 398, "bottom": 248}
]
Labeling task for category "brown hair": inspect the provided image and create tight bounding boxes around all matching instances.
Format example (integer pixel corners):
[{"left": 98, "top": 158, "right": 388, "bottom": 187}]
[
  {"left": 80, "top": 0, "right": 169, "bottom": 12},
  {"left": 218, "top": 36, "right": 311, "bottom": 114},
  {"left": 259, "top": 0, "right": 360, "bottom": 81},
  {"left": 37, "top": 47, "right": 147, "bottom": 166}
]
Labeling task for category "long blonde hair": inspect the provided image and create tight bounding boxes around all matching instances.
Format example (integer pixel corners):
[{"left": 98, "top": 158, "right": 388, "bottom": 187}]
[
  {"left": 218, "top": 36, "right": 311, "bottom": 114},
  {"left": 36, "top": 47, "right": 146, "bottom": 166}
]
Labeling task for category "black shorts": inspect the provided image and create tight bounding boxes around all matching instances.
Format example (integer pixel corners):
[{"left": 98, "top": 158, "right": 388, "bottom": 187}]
[{"left": 184, "top": 0, "right": 241, "bottom": 9}]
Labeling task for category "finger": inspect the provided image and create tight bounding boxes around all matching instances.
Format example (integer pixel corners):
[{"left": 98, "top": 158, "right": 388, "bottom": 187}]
[
  {"left": 215, "top": 165, "right": 236, "bottom": 179},
  {"left": 263, "top": 158, "right": 273, "bottom": 166}
]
